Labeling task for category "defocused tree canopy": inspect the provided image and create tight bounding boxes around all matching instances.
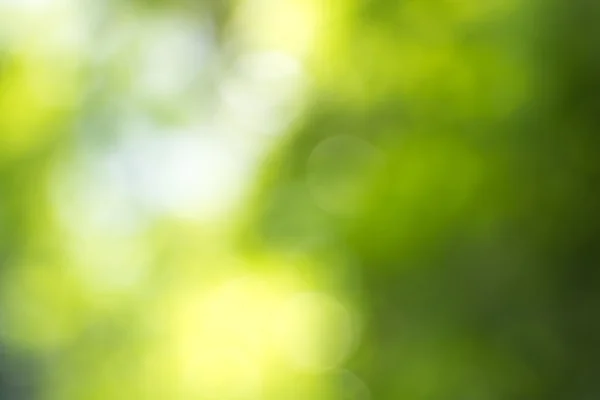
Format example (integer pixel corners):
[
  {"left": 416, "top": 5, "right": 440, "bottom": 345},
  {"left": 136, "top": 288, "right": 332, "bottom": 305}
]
[{"left": 0, "top": 0, "right": 599, "bottom": 399}]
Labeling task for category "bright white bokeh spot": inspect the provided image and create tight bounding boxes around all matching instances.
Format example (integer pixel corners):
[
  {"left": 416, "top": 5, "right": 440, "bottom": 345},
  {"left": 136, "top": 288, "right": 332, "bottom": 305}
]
[
  {"left": 136, "top": 17, "right": 213, "bottom": 99},
  {"left": 219, "top": 51, "right": 305, "bottom": 137},
  {"left": 307, "top": 135, "right": 383, "bottom": 216},
  {"left": 51, "top": 150, "right": 141, "bottom": 237},
  {"left": 0, "top": 0, "right": 89, "bottom": 59},
  {"left": 0, "top": 0, "right": 53, "bottom": 12},
  {"left": 49, "top": 144, "right": 149, "bottom": 294},
  {"left": 237, "top": 51, "right": 303, "bottom": 85},
  {"left": 111, "top": 124, "right": 251, "bottom": 221},
  {"left": 49, "top": 121, "right": 256, "bottom": 291},
  {"left": 273, "top": 292, "right": 356, "bottom": 372}
]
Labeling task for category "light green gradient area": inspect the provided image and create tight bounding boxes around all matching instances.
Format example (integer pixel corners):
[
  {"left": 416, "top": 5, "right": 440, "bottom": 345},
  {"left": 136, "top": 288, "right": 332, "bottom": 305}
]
[{"left": 0, "top": 0, "right": 599, "bottom": 399}]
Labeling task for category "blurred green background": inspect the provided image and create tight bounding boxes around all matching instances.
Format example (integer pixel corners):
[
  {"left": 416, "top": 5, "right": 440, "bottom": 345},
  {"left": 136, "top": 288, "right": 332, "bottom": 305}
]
[{"left": 0, "top": 0, "right": 599, "bottom": 399}]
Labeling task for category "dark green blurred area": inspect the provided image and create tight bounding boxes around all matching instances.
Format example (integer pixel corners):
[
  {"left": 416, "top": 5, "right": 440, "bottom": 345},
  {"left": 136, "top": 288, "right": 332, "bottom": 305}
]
[{"left": 1, "top": 0, "right": 600, "bottom": 399}]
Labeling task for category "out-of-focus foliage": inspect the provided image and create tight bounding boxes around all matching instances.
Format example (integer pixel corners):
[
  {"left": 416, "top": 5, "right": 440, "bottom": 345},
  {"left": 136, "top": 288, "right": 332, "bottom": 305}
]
[{"left": 1, "top": 0, "right": 599, "bottom": 399}]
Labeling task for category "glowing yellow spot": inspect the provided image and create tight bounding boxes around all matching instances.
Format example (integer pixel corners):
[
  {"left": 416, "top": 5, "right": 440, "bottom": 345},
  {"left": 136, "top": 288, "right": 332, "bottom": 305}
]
[
  {"left": 234, "top": 0, "right": 331, "bottom": 57},
  {"left": 272, "top": 292, "right": 356, "bottom": 372},
  {"left": 167, "top": 271, "right": 358, "bottom": 396}
]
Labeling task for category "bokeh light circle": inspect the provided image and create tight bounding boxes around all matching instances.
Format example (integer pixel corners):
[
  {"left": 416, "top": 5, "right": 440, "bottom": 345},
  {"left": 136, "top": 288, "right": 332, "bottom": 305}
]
[
  {"left": 334, "top": 370, "right": 372, "bottom": 400},
  {"left": 272, "top": 292, "right": 357, "bottom": 372},
  {"left": 307, "top": 135, "right": 383, "bottom": 216}
]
